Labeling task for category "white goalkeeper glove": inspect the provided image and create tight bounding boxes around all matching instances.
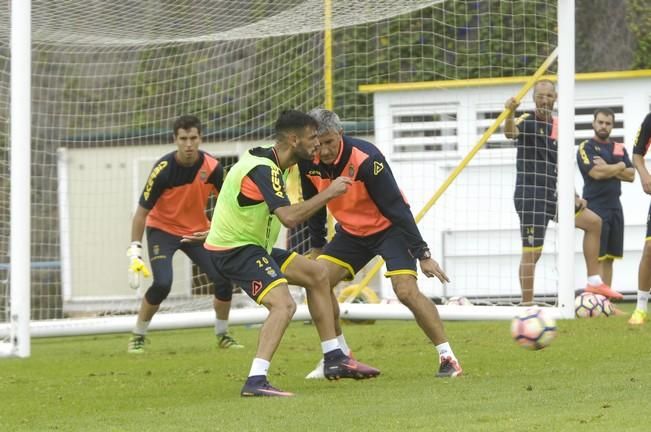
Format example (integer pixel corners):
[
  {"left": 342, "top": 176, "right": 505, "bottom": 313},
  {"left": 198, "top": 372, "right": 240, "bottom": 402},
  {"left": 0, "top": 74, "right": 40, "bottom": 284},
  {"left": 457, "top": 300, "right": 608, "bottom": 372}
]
[{"left": 127, "top": 241, "right": 151, "bottom": 289}]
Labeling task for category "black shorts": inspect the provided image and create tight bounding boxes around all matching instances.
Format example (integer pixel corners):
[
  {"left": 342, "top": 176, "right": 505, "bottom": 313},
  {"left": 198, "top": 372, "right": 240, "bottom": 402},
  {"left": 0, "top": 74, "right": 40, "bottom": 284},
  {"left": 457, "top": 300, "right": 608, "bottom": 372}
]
[
  {"left": 146, "top": 227, "right": 233, "bottom": 301},
  {"left": 318, "top": 225, "right": 417, "bottom": 281},
  {"left": 207, "top": 245, "right": 296, "bottom": 304},
  {"left": 514, "top": 198, "right": 556, "bottom": 250},
  {"left": 590, "top": 206, "right": 624, "bottom": 259}
]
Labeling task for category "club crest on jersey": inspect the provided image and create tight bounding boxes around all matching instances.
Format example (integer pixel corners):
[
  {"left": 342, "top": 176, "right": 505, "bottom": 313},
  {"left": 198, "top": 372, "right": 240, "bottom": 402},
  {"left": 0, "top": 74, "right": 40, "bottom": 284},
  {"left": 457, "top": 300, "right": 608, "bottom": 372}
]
[
  {"left": 265, "top": 267, "right": 277, "bottom": 278},
  {"left": 526, "top": 227, "right": 534, "bottom": 246},
  {"left": 200, "top": 170, "right": 208, "bottom": 181},
  {"left": 373, "top": 161, "right": 384, "bottom": 175},
  {"left": 348, "top": 164, "right": 355, "bottom": 177},
  {"left": 251, "top": 280, "right": 263, "bottom": 296}
]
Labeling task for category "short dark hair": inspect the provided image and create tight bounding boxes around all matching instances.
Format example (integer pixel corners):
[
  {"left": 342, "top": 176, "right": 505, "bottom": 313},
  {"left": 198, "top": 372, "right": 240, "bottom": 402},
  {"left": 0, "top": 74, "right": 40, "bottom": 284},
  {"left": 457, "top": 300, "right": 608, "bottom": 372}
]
[
  {"left": 593, "top": 108, "right": 615, "bottom": 122},
  {"left": 274, "top": 110, "right": 318, "bottom": 140},
  {"left": 173, "top": 115, "right": 202, "bottom": 136}
]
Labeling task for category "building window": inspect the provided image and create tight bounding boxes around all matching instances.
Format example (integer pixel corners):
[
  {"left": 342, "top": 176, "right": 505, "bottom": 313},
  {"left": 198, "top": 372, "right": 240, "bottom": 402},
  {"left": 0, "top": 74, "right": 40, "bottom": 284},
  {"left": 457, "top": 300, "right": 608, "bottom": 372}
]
[{"left": 391, "top": 105, "right": 458, "bottom": 154}]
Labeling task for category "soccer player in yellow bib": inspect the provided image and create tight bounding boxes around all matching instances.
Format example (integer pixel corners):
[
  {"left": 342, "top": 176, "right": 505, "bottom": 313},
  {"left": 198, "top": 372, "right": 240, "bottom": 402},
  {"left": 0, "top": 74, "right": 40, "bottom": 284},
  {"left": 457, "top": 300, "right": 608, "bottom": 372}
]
[{"left": 204, "top": 110, "right": 380, "bottom": 397}]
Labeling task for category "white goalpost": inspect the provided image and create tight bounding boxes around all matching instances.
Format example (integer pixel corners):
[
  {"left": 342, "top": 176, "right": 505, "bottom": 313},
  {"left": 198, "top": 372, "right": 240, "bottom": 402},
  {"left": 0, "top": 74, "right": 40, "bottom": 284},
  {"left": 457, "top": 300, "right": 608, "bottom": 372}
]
[{"left": 1, "top": 0, "right": 574, "bottom": 356}]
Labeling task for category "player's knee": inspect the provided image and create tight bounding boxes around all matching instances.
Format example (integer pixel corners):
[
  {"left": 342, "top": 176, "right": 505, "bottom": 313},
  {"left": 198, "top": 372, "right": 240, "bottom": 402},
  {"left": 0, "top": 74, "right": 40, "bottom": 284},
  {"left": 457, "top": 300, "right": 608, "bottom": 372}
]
[
  {"left": 145, "top": 283, "right": 172, "bottom": 305},
  {"left": 273, "top": 296, "right": 296, "bottom": 320},
  {"left": 314, "top": 265, "right": 331, "bottom": 292},
  {"left": 581, "top": 211, "right": 601, "bottom": 232},
  {"left": 642, "top": 242, "right": 651, "bottom": 262},
  {"left": 305, "top": 262, "right": 331, "bottom": 292},
  {"left": 393, "top": 281, "right": 419, "bottom": 305}
]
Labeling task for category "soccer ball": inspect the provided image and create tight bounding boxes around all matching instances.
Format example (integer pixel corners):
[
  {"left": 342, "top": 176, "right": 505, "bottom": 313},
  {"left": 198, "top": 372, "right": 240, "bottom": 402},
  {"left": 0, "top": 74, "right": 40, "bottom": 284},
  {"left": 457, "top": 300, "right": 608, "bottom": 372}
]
[
  {"left": 445, "top": 296, "right": 474, "bottom": 306},
  {"left": 599, "top": 295, "right": 615, "bottom": 317},
  {"left": 575, "top": 292, "right": 603, "bottom": 318},
  {"left": 511, "top": 307, "right": 557, "bottom": 350}
]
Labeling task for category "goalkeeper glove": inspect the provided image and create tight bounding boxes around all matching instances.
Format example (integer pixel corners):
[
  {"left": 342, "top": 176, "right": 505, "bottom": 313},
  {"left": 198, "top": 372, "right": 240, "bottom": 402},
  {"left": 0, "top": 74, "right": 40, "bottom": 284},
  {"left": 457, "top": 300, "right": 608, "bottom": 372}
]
[{"left": 127, "top": 241, "right": 151, "bottom": 289}]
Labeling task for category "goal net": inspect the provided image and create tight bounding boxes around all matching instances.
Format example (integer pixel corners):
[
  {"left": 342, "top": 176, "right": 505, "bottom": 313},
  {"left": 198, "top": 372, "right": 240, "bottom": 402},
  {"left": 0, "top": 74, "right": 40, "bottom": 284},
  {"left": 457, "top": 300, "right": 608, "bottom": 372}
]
[{"left": 0, "top": 0, "right": 571, "bottom": 351}]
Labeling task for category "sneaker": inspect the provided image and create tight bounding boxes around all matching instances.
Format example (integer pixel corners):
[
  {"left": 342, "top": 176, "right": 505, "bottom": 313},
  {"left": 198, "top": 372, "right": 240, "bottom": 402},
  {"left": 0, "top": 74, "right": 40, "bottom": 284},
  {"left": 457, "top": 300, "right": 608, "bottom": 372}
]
[
  {"left": 305, "top": 351, "right": 356, "bottom": 379},
  {"left": 436, "top": 356, "right": 462, "bottom": 378},
  {"left": 218, "top": 334, "right": 244, "bottom": 349},
  {"left": 127, "top": 334, "right": 146, "bottom": 354},
  {"left": 628, "top": 309, "right": 648, "bottom": 326},
  {"left": 305, "top": 358, "right": 325, "bottom": 379},
  {"left": 324, "top": 355, "right": 380, "bottom": 380},
  {"left": 240, "top": 376, "right": 294, "bottom": 397},
  {"left": 585, "top": 283, "right": 623, "bottom": 300}
]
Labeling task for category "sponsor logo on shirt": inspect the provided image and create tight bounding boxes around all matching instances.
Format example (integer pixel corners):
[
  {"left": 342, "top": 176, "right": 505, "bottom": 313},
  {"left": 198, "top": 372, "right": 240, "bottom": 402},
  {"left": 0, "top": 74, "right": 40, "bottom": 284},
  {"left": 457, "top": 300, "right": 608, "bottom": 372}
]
[
  {"left": 251, "top": 280, "right": 263, "bottom": 296},
  {"left": 270, "top": 166, "right": 285, "bottom": 198},
  {"left": 373, "top": 161, "right": 384, "bottom": 175},
  {"left": 143, "top": 160, "right": 169, "bottom": 201}
]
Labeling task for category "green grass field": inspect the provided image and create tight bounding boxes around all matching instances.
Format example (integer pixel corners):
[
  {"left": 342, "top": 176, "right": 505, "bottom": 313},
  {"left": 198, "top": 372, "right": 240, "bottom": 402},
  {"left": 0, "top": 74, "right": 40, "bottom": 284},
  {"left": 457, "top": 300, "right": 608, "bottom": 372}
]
[{"left": 1, "top": 305, "right": 650, "bottom": 432}]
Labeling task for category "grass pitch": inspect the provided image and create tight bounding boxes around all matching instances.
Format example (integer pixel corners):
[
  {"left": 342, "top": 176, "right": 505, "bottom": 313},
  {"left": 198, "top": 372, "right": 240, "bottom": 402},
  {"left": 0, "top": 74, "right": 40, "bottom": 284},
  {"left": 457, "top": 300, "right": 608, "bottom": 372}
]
[{"left": 1, "top": 305, "right": 650, "bottom": 431}]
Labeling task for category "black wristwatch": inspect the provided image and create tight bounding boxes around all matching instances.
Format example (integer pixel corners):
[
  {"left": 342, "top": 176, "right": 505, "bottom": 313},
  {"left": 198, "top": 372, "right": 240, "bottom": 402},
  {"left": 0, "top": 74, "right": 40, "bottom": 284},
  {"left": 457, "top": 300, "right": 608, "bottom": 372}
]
[{"left": 418, "top": 248, "right": 431, "bottom": 261}]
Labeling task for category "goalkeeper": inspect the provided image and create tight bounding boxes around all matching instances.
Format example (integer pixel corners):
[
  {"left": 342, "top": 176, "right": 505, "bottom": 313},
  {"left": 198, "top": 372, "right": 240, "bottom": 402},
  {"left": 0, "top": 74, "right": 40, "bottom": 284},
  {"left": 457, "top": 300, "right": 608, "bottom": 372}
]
[
  {"left": 126, "top": 115, "right": 242, "bottom": 354},
  {"left": 300, "top": 108, "right": 462, "bottom": 379}
]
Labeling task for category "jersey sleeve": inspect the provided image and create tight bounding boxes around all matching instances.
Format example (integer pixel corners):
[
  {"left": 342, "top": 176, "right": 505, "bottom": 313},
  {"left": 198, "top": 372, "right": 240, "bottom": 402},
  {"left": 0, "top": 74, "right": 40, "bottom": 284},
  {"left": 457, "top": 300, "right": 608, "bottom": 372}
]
[
  {"left": 138, "top": 159, "right": 171, "bottom": 210},
  {"left": 360, "top": 153, "right": 428, "bottom": 257},
  {"left": 206, "top": 161, "right": 225, "bottom": 192},
  {"left": 247, "top": 164, "right": 291, "bottom": 213},
  {"left": 298, "top": 161, "right": 327, "bottom": 249},
  {"left": 622, "top": 146, "right": 633, "bottom": 168},
  {"left": 577, "top": 140, "right": 597, "bottom": 176},
  {"left": 633, "top": 113, "right": 651, "bottom": 156}
]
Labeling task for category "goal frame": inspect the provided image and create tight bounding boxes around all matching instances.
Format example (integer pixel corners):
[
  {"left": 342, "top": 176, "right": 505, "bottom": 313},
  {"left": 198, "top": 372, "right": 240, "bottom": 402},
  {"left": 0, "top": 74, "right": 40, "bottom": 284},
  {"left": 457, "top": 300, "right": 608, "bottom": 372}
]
[{"left": 2, "top": 0, "right": 573, "bottom": 357}]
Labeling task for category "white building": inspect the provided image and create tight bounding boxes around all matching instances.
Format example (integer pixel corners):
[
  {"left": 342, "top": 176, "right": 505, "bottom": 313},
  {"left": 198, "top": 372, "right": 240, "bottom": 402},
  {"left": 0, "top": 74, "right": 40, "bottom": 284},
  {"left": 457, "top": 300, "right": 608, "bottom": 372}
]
[{"left": 361, "top": 70, "right": 651, "bottom": 301}]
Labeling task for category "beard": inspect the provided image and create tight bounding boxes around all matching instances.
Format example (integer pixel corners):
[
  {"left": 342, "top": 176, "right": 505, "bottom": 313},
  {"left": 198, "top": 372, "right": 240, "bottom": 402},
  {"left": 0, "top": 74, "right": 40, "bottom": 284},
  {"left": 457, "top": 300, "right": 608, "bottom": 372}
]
[
  {"left": 595, "top": 130, "right": 610, "bottom": 140},
  {"left": 294, "top": 146, "right": 315, "bottom": 161}
]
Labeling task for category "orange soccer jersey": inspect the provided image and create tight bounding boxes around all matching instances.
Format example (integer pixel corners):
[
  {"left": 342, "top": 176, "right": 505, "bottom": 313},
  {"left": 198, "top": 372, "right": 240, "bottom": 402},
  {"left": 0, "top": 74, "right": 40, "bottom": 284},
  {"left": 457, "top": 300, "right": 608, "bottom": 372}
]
[
  {"left": 140, "top": 151, "right": 223, "bottom": 237},
  {"left": 299, "top": 135, "right": 427, "bottom": 256}
]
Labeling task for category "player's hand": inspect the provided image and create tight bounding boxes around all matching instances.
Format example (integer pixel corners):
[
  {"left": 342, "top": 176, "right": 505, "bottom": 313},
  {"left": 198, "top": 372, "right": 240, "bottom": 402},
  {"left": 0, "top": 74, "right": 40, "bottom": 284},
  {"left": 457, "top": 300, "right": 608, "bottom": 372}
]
[
  {"left": 574, "top": 196, "right": 587, "bottom": 212},
  {"left": 181, "top": 230, "right": 209, "bottom": 243},
  {"left": 504, "top": 97, "right": 520, "bottom": 113},
  {"left": 127, "top": 241, "right": 151, "bottom": 289},
  {"left": 641, "top": 173, "right": 651, "bottom": 195},
  {"left": 326, "top": 176, "right": 353, "bottom": 199},
  {"left": 306, "top": 248, "right": 323, "bottom": 260},
  {"left": 419, "top": 258, "right": 450, "bottom": 284}
]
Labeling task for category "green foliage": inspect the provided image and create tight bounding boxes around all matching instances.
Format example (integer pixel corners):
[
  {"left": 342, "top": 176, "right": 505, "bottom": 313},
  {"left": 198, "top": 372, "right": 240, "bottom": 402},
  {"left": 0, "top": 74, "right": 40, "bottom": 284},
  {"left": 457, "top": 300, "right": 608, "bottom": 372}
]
[
  {"left": 2, "top": 310, "right": 650, "bottom": 431},
  {"left": 212, "top": 1, "right": 558, "bottom": 126},
  {"left": 133, "top": 45, "right": 210, "bottom": 129},
  {"left": 627, "top": 0, "right": 651, "bottom": 69},
  {"left": 332, "top": 0, "right": 557, "bottom": 120}
]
